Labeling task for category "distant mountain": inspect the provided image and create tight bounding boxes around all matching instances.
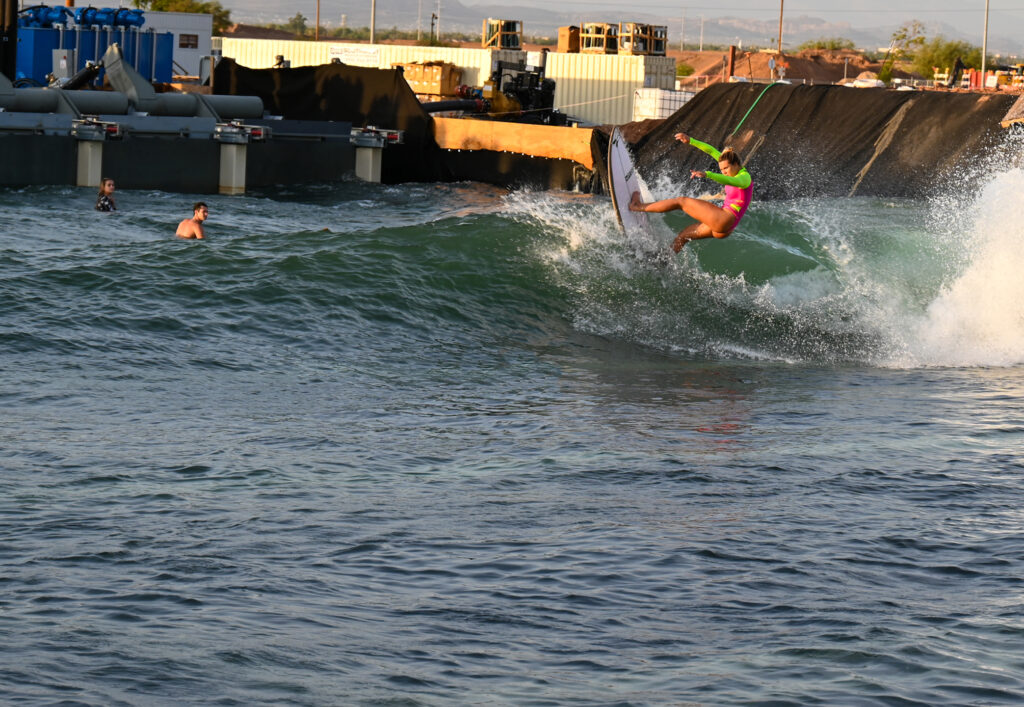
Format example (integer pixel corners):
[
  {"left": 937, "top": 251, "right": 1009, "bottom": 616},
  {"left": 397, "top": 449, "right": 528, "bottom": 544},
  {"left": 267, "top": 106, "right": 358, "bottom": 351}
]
[{"left": 227, "top": 1, "right": 1023, "bottom": 56}]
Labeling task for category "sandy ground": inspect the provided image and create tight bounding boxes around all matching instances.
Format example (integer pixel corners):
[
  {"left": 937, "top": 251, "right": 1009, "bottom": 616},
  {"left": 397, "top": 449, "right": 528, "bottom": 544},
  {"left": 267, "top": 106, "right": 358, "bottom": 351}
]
[
  {"left": 221, "top": 26, "right": 921, "bottom": 86},
  {"left": 668, "top": 48, "right": 916, "bottom": 86}
]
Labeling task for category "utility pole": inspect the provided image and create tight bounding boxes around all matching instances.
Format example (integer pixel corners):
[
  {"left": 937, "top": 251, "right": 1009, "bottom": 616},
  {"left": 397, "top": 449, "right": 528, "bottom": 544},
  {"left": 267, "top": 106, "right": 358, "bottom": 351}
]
[
  {"left": 777, "top": 0, "right": 784, "bottom": 55},
  {"left": 436, "top": 0, "right": 442, "bottom": 41},
  {"left": 417, "top": 0, "right": 422, "bottom": 41},
  {"left": 699, "top": 15, "right": 703, "bottom": 52},
  {"left": 680, "top": 10, "right": 685, "bottom": 52},
  {"left": 370, "top": 0, "right": 376, "bottom": 43},
  {"left": 315, "top": 0, "right": 320, "bottom": 41},
  {"left": 981, "top": 0, "right": 989, "bottom": 87}
]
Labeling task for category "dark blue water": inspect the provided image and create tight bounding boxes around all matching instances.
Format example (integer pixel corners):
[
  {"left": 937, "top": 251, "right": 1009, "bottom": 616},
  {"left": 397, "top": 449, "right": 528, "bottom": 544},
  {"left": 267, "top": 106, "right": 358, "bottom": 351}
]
[{"left": 2, "top": 173, "right": 1024, "bottom": 705}]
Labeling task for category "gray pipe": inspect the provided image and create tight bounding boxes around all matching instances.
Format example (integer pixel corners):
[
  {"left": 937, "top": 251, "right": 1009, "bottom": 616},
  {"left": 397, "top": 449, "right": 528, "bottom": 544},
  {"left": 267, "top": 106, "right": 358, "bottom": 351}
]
[
  {"left": 0, "top": 87, "right": 129, "bottom": 114},
  {"left": 144, "top": 92, "right": 262, "bottom": 118},
  {"left": 204, "top": 95, "right": 264, "bottom": 119}
]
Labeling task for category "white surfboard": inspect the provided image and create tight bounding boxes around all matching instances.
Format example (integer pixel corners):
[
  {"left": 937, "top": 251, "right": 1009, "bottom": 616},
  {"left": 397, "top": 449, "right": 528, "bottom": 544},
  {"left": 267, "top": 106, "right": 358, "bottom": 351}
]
[{"left": 607, "top": 126, "right": 650, "bottom": 234}]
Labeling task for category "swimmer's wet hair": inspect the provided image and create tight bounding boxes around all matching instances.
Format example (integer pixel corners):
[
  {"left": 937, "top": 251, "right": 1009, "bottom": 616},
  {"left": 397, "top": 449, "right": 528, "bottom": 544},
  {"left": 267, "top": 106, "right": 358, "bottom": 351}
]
[{"left": 719, "top": 148, "right": 743, "bottom": 168}]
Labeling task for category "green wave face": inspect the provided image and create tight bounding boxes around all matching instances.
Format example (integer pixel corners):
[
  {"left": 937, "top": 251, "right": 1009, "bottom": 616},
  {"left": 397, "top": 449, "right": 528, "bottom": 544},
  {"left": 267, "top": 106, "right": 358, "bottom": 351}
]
[
  {"left": 504, "top": 166, "right": 1024, "bottom": 368},
  {"left": 4, "top": 167, "right": 1023, "bottom": 370}
]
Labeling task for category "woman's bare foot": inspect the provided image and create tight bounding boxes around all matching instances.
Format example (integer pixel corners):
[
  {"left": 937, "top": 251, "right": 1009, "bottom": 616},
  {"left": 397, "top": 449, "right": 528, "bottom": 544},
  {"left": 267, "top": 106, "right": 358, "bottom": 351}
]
[
  {"left": 672, "top": 235, "right": 691, "bottom": 253},
  {"left": 628, "top": 191, "right": 645, "bottom": 212}
]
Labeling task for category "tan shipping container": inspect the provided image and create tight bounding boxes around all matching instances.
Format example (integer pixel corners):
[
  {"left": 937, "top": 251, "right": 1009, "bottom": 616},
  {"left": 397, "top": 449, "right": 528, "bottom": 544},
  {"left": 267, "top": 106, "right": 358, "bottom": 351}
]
[{"left": 557, "top": 26, "right": 579, "bottom": 54}]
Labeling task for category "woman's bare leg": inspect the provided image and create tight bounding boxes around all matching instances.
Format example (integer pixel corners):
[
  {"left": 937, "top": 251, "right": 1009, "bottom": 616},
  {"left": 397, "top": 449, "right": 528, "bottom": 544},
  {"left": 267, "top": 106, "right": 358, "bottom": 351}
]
[
  {"left": 631, "top": 192, "right": 736, "bottom": 235},
  {"left": 673, "top": 224, "right": 711, "bottom": 252}
]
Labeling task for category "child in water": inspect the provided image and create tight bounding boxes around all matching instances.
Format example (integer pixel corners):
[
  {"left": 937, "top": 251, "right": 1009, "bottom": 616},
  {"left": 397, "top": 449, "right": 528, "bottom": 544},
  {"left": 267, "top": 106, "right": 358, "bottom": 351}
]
[{"left": 95, "top": 178, "right": 117, "bottom": 212}]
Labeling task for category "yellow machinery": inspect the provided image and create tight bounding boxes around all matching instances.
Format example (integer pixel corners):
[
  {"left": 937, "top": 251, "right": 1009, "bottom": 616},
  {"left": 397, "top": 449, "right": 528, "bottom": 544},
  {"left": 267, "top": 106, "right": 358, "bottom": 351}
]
[
  {"left": 478, "top": 76, "right": 522, "bottom": 116},
  {"left": 482, "top": 19, "right": 523, "bottom": 50},
  {"left": 580, "top": 23, "right": 617, "bottom": 54}
]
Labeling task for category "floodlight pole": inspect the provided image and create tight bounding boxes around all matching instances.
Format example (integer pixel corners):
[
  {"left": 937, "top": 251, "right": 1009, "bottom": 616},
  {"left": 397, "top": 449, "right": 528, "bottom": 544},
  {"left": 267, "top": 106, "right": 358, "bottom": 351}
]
[{"left": 981, "top": 0, "right": 989, "bottom": 87}]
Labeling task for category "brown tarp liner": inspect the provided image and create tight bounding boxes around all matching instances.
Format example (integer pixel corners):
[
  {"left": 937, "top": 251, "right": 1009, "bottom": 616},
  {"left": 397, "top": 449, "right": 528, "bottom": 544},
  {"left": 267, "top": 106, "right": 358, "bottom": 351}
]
[
  {"left": 212, "top": 58, "right": 596, "bottom": 189},
  {"left": 214, "top": 64, "right": 1016, "bottom": 197},
  {"left": 1001, "top": 93, "right": 1024, "bottom": 127},
  {"left": 214, "top": 57, "right": 447, "bottom": 183},
  {"left": 631, "top": 83, "right": 1019, "bottom": 200}
]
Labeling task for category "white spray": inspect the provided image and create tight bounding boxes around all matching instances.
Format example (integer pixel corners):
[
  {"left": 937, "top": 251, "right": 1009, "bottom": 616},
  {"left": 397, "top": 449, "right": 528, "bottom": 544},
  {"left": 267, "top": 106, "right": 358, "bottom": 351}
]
[{"left": 902, "top": 167, "right": 1024, "bottom": 367}]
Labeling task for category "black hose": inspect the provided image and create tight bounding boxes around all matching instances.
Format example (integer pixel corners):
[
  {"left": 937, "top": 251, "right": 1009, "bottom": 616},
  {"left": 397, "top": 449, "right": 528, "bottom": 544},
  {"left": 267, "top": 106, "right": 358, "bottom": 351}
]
[
  {"left": 62, "top": 62, "right": 102, "bottom": 90},
  {"left": 420, "top": 99, "right": 489, "bottom": 113}
]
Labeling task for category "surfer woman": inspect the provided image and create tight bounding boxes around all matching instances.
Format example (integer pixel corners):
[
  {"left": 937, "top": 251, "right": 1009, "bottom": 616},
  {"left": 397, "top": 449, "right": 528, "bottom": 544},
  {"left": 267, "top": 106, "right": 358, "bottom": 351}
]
[{"left": 630, "top": 132, "right": 752, "bottom": 251}]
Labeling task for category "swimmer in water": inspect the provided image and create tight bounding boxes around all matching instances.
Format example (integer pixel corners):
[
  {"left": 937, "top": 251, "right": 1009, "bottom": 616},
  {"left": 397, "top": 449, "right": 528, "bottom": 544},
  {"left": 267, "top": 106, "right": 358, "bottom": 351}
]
[
  {"left": 630, "top": 132, "right": 752, "bottom": 252},
  {"left": 95, "top": 178, "right": 117, "bottom": 212},
  {"left": 175, "top": 202, "right": 208, "bottom": 239}
]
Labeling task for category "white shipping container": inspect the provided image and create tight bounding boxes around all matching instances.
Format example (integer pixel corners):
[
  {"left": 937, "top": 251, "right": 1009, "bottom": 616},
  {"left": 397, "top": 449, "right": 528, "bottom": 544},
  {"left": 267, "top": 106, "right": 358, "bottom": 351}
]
[
  {"left": 632, "top": 87, "right": 694, "bottom": 121},
  {"left": 544, "top": 53, "right": 675, "bottom": 126},
  {"left": 143, "top": 11, "right": 212, "bottom": 78}
]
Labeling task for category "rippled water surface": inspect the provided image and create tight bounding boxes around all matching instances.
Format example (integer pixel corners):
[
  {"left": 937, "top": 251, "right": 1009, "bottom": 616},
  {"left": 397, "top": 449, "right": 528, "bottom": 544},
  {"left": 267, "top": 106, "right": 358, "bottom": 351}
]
[{"left": 2, "top": 176, "right": 1024, "bottom": 705}]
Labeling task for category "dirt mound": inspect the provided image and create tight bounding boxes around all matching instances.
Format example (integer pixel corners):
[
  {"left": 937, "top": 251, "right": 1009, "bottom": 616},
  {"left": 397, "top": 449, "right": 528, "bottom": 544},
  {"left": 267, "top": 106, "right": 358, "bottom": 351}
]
[{"left": 671, "top": 49, "right": 918, "bottom": 87}]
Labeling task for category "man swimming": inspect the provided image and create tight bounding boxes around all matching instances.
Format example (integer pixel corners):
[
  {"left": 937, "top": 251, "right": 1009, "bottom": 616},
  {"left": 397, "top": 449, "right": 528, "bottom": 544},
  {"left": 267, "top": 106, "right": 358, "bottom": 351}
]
[
  {"left": 630, "top": 132, "right": 753, "bottom": 252},
  {"left": 175, "top": 202, "right": 208, "bottom": 239}
]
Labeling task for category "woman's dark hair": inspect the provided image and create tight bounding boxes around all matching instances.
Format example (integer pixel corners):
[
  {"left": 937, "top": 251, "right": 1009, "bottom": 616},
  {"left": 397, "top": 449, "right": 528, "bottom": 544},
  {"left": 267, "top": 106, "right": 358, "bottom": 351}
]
[{"left": 97, "top": 177, "right": 114, "bottom": 197}]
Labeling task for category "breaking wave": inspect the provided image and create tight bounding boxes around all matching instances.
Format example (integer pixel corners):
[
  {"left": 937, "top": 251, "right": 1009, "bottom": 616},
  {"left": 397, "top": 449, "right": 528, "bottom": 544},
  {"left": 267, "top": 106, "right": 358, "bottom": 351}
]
[{"left": 507, "top": 143, "right": 1024, "bottom": 368}]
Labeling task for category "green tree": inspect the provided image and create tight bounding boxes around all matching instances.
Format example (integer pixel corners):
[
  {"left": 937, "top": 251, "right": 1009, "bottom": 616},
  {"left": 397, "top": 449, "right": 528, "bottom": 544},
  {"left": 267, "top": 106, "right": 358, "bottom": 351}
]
[
  {"left": 798, "top": 37, "right": 855, "bottom": 51},
  {"left": 912, "top": 36, "right": 987, "bottom": 76},
  {"left": 285, "top": 12, "right": 308, "bottom": 37},
  {"left": 131, "top": 0, "right": 231, "bottom": 34},
  {"left": 879, "top": 20, "right": 925, "bottom": 83}
]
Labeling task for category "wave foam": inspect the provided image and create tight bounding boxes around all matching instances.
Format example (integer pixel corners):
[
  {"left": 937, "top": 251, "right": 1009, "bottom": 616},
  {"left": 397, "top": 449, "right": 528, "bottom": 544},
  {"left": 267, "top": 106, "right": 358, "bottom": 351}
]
[{"left": 901, "top": 168, "right": 1024, "bottom": 367}]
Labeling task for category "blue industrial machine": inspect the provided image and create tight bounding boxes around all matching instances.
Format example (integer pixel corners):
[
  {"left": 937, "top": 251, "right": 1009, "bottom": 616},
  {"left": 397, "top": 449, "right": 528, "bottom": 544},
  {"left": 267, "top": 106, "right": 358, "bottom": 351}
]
[
  {"left": 17, "top": 5, "right": 72, "bottom": 27},
  {"left": 15, "top": 5, "right": 172, "bottom": 86},
  {"left": 73, "top": 7, "right": 146, "bottom": 29}
]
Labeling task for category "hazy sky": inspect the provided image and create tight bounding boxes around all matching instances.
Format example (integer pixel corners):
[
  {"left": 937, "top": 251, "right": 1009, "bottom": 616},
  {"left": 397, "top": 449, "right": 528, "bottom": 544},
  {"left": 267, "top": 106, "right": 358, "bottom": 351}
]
[
  {"left": 226, "top": 0, "right": 1022, "bottom": 44},
  {"left": 241, "top": 1, "right": 1018, "bottom": 28}
]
